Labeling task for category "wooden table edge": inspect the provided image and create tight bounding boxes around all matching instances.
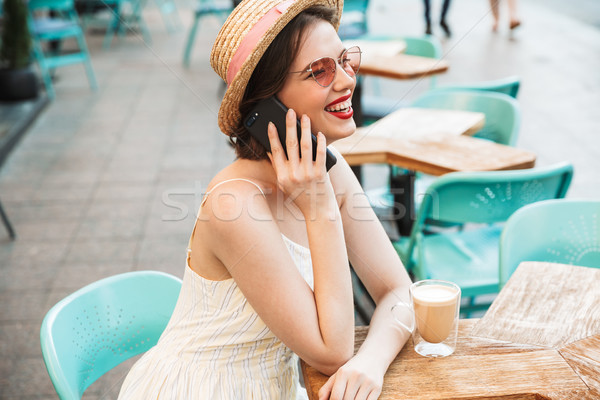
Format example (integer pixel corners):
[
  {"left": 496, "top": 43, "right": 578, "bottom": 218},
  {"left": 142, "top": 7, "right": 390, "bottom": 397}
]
[
  {"left": 359, "top": 65, "right": 449, "bottom": 80},
  {"left": 301, "top": 320, "right": 594, "bottom": 400}
]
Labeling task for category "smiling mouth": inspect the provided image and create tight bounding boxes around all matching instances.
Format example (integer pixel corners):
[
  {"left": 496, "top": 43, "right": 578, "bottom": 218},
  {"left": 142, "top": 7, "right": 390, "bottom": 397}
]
[{"left": 324, "top": 99, "right": 352, "bottom": 113}]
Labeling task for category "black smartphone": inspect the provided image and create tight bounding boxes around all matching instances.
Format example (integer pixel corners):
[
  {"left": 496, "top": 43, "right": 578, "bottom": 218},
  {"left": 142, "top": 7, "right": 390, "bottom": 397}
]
[{"left": 243, "top": 96, "right": 337, "bottom": 171}]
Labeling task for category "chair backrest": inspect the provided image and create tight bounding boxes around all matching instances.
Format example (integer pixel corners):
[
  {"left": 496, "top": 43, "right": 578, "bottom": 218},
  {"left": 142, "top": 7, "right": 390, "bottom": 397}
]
[
  {"left": 499, "top": 199, "right": 600, "bottom": 288},
  {"left": 436, "top": 76, "right": 521, "bottom": 98},
  {"left": 40, "top": 271, "right": 182, "bottom": 399},
  {"left": 29, "top": 0, "right": 75, "bottom": 12},
  {"left": 403, "top": 36, "right": 442, "bottom": 59},
  {"left": 417, "top": 162, "right": 573, "bottom": 225},
  {"left": 343, "top": 0, "right": 369, "bottom": 13},
  {"left": 411, "top": 89, "right": 521, "bottom": 146},
  {"left": 404, "top": 163, "right": 574, "bottom": 269},
  {"left": 338, "top": 0, "right": 369, "bottom": 39}
]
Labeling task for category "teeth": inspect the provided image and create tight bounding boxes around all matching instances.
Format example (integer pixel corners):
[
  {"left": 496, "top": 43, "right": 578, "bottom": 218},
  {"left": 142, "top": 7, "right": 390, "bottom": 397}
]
[{"left": 325, "top": 99, "right": 352, "bottom": 112}]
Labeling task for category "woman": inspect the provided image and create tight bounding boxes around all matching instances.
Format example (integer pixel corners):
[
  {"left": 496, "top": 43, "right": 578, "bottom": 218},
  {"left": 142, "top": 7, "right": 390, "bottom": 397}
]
[{"left": 118, "top": 0, "right": 413, "bottom": 398}]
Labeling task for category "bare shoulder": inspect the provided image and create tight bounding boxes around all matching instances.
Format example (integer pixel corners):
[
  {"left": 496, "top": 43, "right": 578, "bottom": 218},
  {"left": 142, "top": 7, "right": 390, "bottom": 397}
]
[
  {"left": 199, "top": 166, "right": 274, "bottom": 225},
  {"left": 189, "top": 164, "right": 280, "bottom": 279}
]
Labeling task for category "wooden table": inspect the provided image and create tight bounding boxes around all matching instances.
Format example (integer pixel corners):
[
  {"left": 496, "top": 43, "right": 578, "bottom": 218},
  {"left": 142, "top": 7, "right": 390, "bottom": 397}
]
[
  {"left": 345, "top": 37, "right": 447, "bottom": 80},
  {"left": 333, "top": 109, "right": 535, "bottom": 176},
  {"left": 346, "top": 39, "right": 407, "bottom": 59},
  {"left": 360, "top": 53, "right": 449, "bottom": 80},
  {"left": 344, "top": 37, "right": 447, "bottom": 80},
  {"left": 301, "top": 261, "right": 600, "bottom": 399},
  {"left": 356, "top": 107, "right": 486, "bottom": 139}
]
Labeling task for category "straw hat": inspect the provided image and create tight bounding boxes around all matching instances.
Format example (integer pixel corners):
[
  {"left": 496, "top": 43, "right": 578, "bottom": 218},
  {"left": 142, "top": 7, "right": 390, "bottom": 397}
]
[{"left": 210, "top": 0, "right": 343, "bottom": 136}]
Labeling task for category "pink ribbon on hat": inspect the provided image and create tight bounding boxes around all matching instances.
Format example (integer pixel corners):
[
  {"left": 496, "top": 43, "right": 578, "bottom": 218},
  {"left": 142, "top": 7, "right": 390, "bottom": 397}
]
[{"left": 226, "top": 0, "right": 296, "bottom": 86}]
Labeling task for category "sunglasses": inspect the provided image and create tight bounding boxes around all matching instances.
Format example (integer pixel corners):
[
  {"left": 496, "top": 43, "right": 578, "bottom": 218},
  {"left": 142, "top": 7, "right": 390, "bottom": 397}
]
[{"left": 289, "top": 46, "right": 362, "bottom": 87}]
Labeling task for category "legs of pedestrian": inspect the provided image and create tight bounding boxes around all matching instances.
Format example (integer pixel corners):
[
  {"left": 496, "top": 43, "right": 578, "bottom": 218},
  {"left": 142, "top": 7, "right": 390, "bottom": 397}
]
[
  {"left": 423, "top": 0, "right": 432, "bottom": 34},
  {"left": 490, "top": 0, "right": 500, "bottom": 32},
  {"left": 507, "top": 0, "right": 521, "bottom": 29},
  {"left": 440, "top": 0, "right": 451, "bottom": 37}
]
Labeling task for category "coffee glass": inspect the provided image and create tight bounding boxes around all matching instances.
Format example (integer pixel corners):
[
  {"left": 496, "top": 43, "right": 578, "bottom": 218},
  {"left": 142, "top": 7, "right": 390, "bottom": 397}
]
[{"left": 392, "top": 279, "right": 461, "bottom": 357}]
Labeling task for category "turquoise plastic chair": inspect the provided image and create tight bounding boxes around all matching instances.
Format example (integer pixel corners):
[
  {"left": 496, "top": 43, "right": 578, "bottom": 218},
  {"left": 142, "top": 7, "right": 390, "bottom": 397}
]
[
  {"left": 182, "top": 0, "right": 232, "bottom": 67},
  {"left": 403, "top": 36, "right": 442, "bottom": 89},
  {"left": 28, "top": 0, "right": 98, "bottom": 99},
  {"left": 40, "top": 271, "right": 182, "bottom": 399},
  {"left": 102, "top": 0, "right": 151, "bottom": 49},
  {"left": 434, "top": 75, "right": 520, "bottom": 99},
  {"left": 411, "top": 89, "right": 521, "bottom": 146},
  {"left": 499, "top": 199, "right": 600, "bottom": 289},
  {"left": 338, "top": 0, "right": 370, "bottom": 40},
  {"left": 153, "top": 0, "right": 182, "bottom": 33},
  {"left": 393, "top": 163, "right": 573, "bottom": 314}
]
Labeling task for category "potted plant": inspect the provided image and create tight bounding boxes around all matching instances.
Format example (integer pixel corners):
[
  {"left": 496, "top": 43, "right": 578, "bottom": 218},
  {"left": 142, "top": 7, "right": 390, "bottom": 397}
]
[{"left": 0, "top": 0, "right": 39, "bottom": 100}]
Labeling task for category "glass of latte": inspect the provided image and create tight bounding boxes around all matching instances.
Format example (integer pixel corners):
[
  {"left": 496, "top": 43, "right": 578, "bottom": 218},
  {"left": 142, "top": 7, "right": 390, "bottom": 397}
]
[{"left": 392, "top": 280, "right": 461, "bottom": 357}]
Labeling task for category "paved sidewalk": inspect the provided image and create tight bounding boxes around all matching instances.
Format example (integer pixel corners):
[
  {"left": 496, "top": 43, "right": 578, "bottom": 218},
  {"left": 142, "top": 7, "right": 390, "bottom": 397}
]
[{"left": 0, "top": 0, "right": 598, "bottom": 398}]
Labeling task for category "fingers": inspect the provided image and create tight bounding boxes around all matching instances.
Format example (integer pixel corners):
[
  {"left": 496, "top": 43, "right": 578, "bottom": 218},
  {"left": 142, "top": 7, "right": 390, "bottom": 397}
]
[
  {"left": 366, "top": 388, "right": 381, "bottom": 400},
  {"left": 330, "top": 375, "right": 349, "bottom": 400},
  {"left": 355, "top": 383, "right": 377, "bottom": 400},
  {"left": 300, "top": 114, "right": 314, "bottom": 176},
  {"left": 267, "top": 121, "right": 286, "bottom": 171},
  {"left": 285, "top": 109, "right": 300, "bottom": 167},
  {"left": 317, "top": 368, "right": 381, "bottom": 400},
  {"left": 314, "top": 131, "right": 327, "bottom": 174},
  {"left": 318, "top": 375, "right": 335, "bottom": 400}
]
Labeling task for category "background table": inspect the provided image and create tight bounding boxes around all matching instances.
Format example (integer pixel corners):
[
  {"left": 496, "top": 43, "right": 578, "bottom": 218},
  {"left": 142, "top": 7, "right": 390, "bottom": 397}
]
[
  {"left": 333, "top": 106, "right": 534, "bottom": 176},
  {"left": 301, "top": 262, "right": 599, "bottom": 399},
  {"left": 347, "top": 39, "right": 407, "bottom": 58},
  {"left": 356, "top": 107, "right": 485, "bottom": 139},
  {"left": 360, "top": 53, "right": 449, "bottom": 80}
]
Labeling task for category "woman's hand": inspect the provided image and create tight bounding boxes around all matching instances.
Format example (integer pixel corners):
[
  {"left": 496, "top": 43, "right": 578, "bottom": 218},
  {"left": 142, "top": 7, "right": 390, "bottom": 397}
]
[
  {"left": 318, "top": 353, "right": 384, "bottom": 400},
  {"left": 267, "top": 109, "right": 335, "bottom": 218}
]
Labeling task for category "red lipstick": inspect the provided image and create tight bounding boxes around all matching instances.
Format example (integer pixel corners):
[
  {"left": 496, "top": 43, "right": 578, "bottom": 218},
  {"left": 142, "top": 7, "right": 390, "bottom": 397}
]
[
  {"left": 328, "top": 107, "right": 354, "bottom": 119},
  {"left": 325, "top": 93, "right": 352, "bottom": 108}
]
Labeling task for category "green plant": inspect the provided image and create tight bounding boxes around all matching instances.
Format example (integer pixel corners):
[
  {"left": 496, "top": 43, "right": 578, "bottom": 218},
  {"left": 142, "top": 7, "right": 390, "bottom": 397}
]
[{"left": 0, "top": 0, "right": 32, "bottom": 69}]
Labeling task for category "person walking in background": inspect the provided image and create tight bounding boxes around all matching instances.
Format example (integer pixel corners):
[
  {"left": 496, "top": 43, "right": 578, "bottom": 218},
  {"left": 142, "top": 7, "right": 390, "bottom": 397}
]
[
  {"left": 423, "top": 0, "right": 452, "bottom": 37},
  {"left": 490, "top": 0, "right": 521, "bottom": 32}
]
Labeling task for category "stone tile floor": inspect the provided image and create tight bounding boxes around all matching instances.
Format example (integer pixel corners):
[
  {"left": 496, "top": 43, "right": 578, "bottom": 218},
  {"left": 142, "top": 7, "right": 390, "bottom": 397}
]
[{"left": 0, "top": 0, "right": 598, "bottom": 398}]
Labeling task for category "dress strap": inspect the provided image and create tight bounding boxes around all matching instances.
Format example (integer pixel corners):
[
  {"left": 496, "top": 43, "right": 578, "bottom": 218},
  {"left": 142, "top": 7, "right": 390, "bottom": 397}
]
[
  {"left": 187, "top": 178, "right": 267, "bottom": 263},
  {"left": 199, "top": 178, "right": 266, "bottom": 209}
]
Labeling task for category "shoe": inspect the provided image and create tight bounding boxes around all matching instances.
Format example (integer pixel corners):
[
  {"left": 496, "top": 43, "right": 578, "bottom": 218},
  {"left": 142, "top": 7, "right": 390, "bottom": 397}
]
[
  {"left": 425, "top": 23, "right": 432, "bottom": 35},
  {"left": 440, "top": 20, "right": 451, "bottom": 37},
  {"left": 510, "top": 20, "right": 521, "bottom": 30}
]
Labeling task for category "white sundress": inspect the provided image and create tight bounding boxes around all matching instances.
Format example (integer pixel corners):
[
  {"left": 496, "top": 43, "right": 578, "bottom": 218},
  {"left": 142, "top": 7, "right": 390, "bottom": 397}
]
[{"left": 118, "top": 179, "right": 313, "bottom": 399}]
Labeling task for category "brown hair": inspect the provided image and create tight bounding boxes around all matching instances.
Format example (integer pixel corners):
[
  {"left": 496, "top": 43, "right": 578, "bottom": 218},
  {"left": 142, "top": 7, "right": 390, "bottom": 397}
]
[{"left": 229, "top": 5, "right": 338, "bottom": 160}]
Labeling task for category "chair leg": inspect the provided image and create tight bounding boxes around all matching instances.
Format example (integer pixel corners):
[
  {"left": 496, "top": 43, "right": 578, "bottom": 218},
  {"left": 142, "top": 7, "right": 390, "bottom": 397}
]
[
  {"left": 74, "top": 33, "right": 98, "bottom": 90},
  {"left": 183, "top": 16, "right": 200, "bottom": 68},
  {"left": 0, "top": 199, "right": 16, "bottom": 240},
  {"left": 429, "top": 76, "right": 437, "bottom": 89},
  {"left": 33, "top": 43, "right": 56, "bottom": 99},
  {"left": 103, "top": 5, "right": 120, "bottom": 49},
  {"left": 133, "top": 0, "right": 152, "bottom": 44},
  {"left": 154, "top": 0, "right": 182, "bottom": 33}
]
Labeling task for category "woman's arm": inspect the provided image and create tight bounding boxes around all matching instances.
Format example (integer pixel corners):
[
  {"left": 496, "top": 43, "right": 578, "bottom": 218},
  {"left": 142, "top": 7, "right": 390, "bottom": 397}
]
[
  {"left": 203, "top": 112, "right": 354, "bottom": 375},
  {"left": 318, "top": 149, "right": 413, "bottom": 399}
]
